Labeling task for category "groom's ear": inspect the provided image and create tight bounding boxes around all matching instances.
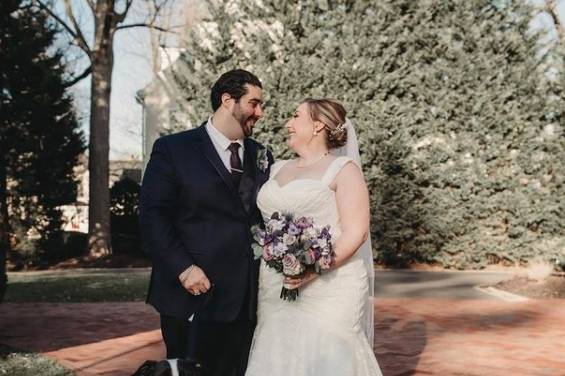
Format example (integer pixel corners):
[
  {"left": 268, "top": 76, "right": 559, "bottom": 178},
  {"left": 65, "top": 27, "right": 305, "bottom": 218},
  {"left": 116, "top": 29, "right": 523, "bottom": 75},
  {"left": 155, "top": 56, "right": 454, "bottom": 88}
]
[{"left": 221, "top": 93, "right": 234, "bottom": 109}]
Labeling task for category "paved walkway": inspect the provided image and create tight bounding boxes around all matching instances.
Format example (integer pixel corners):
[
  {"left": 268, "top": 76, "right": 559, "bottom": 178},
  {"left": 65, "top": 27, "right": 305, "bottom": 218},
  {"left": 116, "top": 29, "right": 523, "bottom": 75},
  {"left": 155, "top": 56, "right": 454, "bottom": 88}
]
[{"left": 1, "top": 271, "right": 564, "bottom": 375}]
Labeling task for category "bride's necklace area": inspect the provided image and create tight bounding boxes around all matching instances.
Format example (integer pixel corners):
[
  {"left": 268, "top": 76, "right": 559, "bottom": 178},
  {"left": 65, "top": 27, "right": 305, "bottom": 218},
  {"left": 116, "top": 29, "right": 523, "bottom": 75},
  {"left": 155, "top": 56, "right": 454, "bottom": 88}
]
[{"left": 296, "top": 151, "right": 329, "bottom": 168}]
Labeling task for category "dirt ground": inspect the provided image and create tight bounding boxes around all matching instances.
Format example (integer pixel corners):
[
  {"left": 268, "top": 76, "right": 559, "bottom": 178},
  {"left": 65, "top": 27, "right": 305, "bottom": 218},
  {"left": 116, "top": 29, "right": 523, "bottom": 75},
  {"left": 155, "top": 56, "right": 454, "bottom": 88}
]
[{"left": 494, "top": 275, "right": 565, "bottom": 299}]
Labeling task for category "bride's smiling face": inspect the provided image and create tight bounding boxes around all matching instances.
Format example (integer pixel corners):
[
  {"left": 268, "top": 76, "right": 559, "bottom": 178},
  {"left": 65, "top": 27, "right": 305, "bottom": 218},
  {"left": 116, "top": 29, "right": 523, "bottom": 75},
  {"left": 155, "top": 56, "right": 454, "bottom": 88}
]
[{"left": 285, "top": 103, "right": 316, "bottom": 149}]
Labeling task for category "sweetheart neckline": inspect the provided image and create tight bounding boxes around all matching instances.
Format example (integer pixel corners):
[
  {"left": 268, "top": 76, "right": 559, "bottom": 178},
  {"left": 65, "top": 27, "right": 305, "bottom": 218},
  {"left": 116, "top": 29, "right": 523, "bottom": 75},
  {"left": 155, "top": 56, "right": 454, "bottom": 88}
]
[{"left": 270, "top": 178, "right": 334, "bottom": 192}]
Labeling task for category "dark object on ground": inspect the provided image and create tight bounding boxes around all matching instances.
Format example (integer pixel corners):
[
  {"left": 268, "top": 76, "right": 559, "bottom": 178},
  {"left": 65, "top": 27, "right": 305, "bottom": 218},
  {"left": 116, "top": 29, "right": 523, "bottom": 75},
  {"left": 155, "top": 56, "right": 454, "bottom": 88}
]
[
  {"left": 494, "top": 275, "right": 565, "bottom": 299},
  {"left": 132, "top": 359, "right": 206, "bottom": 376}
]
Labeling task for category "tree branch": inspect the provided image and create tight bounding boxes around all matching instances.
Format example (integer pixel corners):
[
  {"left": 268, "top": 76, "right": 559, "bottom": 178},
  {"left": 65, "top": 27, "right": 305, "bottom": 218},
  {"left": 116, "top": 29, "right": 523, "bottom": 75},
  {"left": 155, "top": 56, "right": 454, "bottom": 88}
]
[
  {"left": 115, "top": 0, "right": 134, "bottom": 24},
  {"left": 115, "top": 23, "right": 178, "bottom": 34},
  {"left": 63, "top": 65, "right": 92, "bottom": 88},
  {"left": 35, "top": 0, "right": 92, "bottom": 57},
  {"left": 546, "top": 0, "right": 565, "bottom": 45},
  {"left": 63, "top": 0, "right": 92, "bottom": 55},
  {"left": 85, "top": 0, "right": 95, "bottom": 12}
]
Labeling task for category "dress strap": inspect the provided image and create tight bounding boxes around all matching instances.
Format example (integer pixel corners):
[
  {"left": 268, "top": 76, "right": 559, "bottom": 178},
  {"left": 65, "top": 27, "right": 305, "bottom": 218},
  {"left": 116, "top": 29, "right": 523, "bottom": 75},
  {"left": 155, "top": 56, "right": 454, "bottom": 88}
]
[
  {"left": 269, "top": 160, "right": 289, "bottom": 179},
  {"left": 321, "top": 156, "right": 355, "bottom": 185}
]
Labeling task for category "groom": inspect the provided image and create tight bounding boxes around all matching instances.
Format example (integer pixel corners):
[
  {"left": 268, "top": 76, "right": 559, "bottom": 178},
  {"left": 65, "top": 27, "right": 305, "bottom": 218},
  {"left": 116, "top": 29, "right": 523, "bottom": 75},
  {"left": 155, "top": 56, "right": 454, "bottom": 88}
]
[{"left": 140, "top": 69, "right": 273, "bottom": 376}]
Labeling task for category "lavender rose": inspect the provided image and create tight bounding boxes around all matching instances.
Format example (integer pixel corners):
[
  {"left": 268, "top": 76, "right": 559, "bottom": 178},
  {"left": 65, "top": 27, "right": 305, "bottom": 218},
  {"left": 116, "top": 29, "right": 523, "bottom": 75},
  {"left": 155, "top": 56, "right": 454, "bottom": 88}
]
[
  {"left": 283, "top": 233, "right": 297, "bottom": 246},
  {"left": 263, "top": 243, "right": 274, "bottom": 261},
  {"left": 282, "top": 253, "right": 304, "bottom": 276}
]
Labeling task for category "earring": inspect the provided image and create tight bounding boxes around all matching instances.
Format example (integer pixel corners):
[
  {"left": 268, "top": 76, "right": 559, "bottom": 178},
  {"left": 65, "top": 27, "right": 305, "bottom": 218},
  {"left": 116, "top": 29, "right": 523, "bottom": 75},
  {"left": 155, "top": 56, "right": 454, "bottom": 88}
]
[{"left": 313, "top": 131, "right": 318, "bottom": 136}]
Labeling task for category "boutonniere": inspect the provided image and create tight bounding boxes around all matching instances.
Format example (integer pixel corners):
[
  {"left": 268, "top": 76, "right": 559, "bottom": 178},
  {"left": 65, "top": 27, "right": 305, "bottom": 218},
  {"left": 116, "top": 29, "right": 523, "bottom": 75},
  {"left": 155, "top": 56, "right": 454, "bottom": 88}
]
[{"left": 256, "top": 147, "right": 270, "bottom": 173}]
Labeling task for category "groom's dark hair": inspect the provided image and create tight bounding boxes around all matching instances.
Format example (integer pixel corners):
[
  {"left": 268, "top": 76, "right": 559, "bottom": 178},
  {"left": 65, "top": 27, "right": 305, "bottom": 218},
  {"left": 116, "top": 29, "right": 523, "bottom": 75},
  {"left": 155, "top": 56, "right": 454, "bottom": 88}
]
[{"left": 210, "top": 69, "right": 262, "bottom": 111}]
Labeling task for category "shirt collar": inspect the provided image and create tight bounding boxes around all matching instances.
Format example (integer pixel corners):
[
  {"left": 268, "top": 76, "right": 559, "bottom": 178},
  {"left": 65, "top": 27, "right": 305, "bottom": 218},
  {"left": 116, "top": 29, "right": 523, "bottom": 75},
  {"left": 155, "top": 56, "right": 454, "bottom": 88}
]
[{"left": 206, "top": 117, "right": 244, "bottom": 151}]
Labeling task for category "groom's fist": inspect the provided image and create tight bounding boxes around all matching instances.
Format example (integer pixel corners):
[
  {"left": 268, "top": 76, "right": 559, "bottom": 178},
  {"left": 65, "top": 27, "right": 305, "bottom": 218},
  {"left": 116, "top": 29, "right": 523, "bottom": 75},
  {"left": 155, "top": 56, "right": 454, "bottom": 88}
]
[{"left": 179, "top": 265, "right": 211, "bottom": 295}]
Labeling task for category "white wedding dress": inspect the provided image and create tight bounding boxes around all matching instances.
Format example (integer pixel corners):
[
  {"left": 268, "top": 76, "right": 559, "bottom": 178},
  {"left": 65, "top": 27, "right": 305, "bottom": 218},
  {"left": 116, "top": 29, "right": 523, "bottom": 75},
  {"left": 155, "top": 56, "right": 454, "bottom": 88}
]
[{"left": 245, "top": 156, "right": 383, "bottom": 376}]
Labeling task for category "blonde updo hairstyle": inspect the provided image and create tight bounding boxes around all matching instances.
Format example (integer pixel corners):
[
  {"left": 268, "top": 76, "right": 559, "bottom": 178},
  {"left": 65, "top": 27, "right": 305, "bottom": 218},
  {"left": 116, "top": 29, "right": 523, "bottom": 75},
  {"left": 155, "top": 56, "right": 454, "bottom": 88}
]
[{"left": 303, "top": 98, "right": 347, "bottom": 149}]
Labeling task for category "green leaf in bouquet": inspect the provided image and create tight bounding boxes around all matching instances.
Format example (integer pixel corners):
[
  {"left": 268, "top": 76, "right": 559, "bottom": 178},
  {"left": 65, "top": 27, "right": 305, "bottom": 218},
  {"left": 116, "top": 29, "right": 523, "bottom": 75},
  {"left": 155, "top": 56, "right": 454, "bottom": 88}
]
[
  {"left": 267, "top": 259, "right": 283, "bottom": 273},
  {"left": 314, "top": 262, "right": 322, "bottom": 274},
  {"left": 252, "top": 243, "right": 264, "bottom": 260},
  {"left": 302, "top": 239, "right": 314, "bottom": 250}
]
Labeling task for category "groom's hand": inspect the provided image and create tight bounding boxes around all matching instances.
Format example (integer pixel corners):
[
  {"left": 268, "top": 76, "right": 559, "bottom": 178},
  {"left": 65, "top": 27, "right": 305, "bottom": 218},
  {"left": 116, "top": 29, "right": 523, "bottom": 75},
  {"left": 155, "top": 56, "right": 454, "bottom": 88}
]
[{"left": 179, "top": 265, "right": 211, "bottom": 295}]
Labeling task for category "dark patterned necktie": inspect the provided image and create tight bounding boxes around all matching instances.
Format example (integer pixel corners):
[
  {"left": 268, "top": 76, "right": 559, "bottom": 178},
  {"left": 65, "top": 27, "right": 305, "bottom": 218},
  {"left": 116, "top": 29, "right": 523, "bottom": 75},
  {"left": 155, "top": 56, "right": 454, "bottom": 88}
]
[{"left": 228, "top": 142, "right": 243, "bottom": 186}]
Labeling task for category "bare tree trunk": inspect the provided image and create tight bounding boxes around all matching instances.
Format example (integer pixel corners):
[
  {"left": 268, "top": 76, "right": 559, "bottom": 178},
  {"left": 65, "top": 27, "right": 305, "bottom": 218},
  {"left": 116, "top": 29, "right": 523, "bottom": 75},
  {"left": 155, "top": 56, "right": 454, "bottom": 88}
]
[
  {"left": 37, "top": 0, "right": 175, "bottom": 256},
  {"left": 0, "top": 153, "right": 10, "bottom": 302},
  {"left": 88, "top": 1, "right": 115, "bottom": 256}
]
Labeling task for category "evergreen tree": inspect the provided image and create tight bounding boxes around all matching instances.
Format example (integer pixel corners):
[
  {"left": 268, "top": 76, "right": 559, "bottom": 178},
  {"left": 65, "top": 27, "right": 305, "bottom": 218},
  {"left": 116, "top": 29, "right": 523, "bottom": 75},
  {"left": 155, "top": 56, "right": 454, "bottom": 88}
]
[
  {"left": 174, "top": 0, "right": 565, "bottom": 269},
  {"left": 0, "top": 0, "right": 85, "bottom": 284}
]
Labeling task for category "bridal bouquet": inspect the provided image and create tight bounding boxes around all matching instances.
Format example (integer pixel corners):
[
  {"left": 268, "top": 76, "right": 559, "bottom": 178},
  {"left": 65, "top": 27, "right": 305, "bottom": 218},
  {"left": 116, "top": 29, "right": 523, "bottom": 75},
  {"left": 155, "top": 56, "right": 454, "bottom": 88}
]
[{"left": 251, "top": 212, "right": 334, "bottom": 301}]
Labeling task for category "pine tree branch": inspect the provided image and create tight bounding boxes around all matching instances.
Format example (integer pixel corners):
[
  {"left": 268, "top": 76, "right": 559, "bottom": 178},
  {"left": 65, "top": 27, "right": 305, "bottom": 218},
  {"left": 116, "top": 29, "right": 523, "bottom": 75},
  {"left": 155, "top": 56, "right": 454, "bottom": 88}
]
[
  {"left": 546, "top": 0, "right": 565, "bottom": 45},
  {"left": 35, "top": 0, "right": 92, "bottom": 57},
  {"left": 63, "top": 65, "right": 92, "bottom": 88}
]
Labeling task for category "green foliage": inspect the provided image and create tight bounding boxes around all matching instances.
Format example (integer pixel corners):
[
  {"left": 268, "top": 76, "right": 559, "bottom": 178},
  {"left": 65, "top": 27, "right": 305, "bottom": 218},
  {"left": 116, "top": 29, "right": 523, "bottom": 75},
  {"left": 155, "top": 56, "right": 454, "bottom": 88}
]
[
  {"left": 110, "top": 178, "right": 141, "bottom": 255},
  {"left": 0, "top": 346, "right": 74, "bottom": 376},
  {"left": 110, "top": 178, "right": 140, "bottom": 217},
  {"left": 173, "top": 0, "right": 565, "bottom": 268},
  {"left": 0, "top": 1, "right": 86, "bottom": 264}
]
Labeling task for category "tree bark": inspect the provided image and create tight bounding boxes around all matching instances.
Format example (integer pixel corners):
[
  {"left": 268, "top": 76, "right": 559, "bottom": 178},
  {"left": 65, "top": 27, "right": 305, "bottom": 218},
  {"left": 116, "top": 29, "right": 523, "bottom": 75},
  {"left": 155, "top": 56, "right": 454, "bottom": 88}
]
[
  {"left": 0, "top": 152, "right": 10, "bottom": 303},
  {"left": 87, "top": 1, "right": 116, "bottom": 256}
]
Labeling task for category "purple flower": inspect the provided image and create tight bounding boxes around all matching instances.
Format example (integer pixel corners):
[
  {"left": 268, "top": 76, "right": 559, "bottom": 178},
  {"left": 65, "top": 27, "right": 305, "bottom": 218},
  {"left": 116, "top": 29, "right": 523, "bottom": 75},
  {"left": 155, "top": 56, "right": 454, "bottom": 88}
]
[
  {"left": 253, "top": 228, "right": 267, "bottom": 246},
  {"left": 282, "top": 253, "right": 303, "bottom": 276},
  {"left": 287, "top": 222, "right": 301, "bottom": 236},
  {"left": 263, "top": 243, "right": 274, "bottom": 261},
  {"left": 318, "top": 255, "right": 332, "bottom": 270},
  {"left": 295, "top": 216, "right": 314, "bottom": 229},
  {"left": 302, "top": 248, "right": 318, "bottom": 265},
  {"left": 272, "top": 240, "right": 288, "bottom": 257}
]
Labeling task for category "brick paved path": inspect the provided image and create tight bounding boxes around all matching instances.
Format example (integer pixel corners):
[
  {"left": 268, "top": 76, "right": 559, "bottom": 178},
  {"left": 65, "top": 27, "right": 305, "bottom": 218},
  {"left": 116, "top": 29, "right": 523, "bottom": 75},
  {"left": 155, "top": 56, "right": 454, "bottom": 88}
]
[{"left": 1, "top": 299, "right": 564, "bottom": 375}]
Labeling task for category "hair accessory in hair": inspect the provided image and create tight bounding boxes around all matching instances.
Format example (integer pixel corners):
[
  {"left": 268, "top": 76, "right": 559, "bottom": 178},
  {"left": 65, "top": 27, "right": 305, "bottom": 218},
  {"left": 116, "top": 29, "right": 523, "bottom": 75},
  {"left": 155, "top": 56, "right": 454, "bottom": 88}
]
[{"left": 330, "top": 122, "right": 346, "bottom": 136}]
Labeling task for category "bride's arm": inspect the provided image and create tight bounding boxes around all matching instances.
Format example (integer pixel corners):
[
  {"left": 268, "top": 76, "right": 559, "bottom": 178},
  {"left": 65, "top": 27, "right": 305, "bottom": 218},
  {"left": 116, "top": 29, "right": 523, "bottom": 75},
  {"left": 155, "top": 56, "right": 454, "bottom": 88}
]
[{"left": 329, "top": 162, "right": 370, "bottom": 269}]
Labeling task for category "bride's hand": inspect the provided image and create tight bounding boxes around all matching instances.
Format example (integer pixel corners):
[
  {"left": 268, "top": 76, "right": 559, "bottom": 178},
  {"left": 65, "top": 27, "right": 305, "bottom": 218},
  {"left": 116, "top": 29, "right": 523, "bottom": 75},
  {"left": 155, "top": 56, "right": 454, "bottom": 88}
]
[{"left": 283, "top": 270, "right": 318, "bottom": 290}]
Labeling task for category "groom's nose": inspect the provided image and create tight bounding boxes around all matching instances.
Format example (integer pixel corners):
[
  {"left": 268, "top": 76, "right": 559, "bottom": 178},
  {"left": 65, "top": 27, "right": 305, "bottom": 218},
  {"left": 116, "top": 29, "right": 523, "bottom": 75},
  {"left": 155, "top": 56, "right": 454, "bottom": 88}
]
[{"left": 255, "top": 104, "right": 264, "bottom": 119}]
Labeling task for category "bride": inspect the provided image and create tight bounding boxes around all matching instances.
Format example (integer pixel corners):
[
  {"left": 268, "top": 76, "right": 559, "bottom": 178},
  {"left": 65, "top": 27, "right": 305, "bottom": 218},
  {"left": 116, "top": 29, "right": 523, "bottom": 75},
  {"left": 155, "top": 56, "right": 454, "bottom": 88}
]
[{"left": 245, "top": 98, "right": 382, "bottom": 375}]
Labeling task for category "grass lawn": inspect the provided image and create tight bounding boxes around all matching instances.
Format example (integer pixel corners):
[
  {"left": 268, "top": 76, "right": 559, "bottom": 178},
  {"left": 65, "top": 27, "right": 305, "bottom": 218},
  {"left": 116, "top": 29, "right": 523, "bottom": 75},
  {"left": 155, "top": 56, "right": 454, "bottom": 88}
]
[
  {"left": 4, "top": 269, "right": 150, "bottom": 303},
  {"left": 0, "top": 344, "right": 75, "bottom": 376}
]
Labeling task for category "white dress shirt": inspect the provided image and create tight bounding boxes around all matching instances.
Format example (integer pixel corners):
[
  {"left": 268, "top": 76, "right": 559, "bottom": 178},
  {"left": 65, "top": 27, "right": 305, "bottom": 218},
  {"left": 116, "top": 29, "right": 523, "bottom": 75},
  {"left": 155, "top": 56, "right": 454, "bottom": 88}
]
[{"left": 205, "top": 117, "right": 244, "bottom": 171}]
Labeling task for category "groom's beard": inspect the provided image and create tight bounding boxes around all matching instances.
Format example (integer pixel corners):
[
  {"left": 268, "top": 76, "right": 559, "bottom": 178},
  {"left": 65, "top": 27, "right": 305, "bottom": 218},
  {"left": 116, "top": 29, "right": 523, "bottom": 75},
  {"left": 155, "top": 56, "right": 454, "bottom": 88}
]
[
  {"left": 240, "top": 116, "right": 259, "bottom": 137},
  {"left": 232, "top": 110, "right": 259, "bottom": 138}
]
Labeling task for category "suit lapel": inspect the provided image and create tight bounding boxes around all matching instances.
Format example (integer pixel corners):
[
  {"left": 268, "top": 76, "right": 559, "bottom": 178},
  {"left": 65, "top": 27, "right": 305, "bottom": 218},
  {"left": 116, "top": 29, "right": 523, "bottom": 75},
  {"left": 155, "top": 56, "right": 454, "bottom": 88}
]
[{"left": 197, "top": 124, "right": 239, "bottom": 197}]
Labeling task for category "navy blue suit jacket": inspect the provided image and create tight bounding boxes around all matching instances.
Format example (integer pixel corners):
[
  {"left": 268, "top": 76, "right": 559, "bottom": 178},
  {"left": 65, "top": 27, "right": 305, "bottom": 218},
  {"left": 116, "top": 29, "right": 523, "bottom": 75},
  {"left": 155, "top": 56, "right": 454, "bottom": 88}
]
[{"left": 140, "top": 124, "right": 273, "bottom": 321}]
